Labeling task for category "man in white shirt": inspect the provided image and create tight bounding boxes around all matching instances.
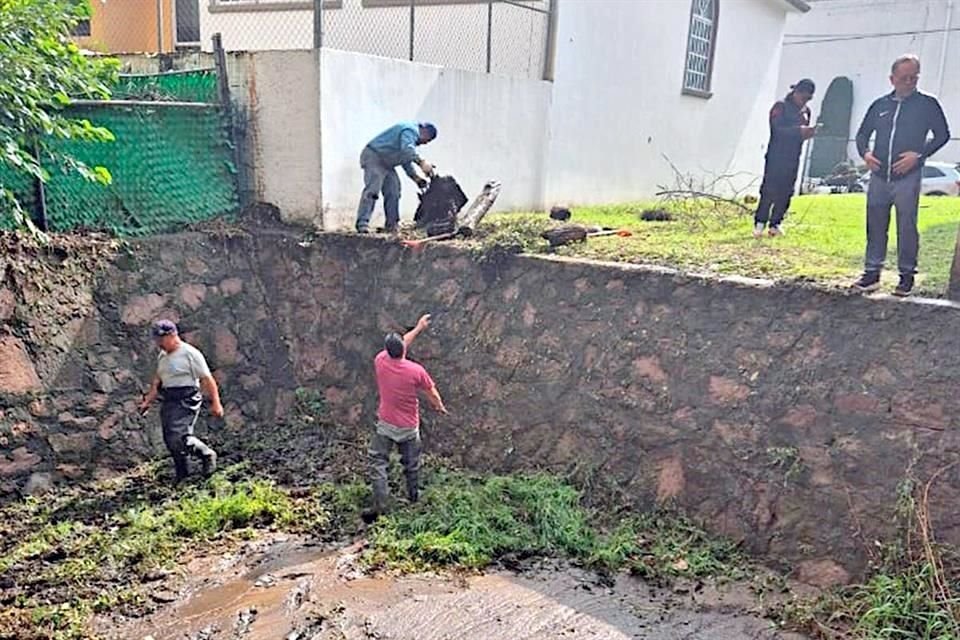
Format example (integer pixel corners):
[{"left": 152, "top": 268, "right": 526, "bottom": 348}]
[{"left": 139, "top": 320, "right": 223, "bottom": 483}]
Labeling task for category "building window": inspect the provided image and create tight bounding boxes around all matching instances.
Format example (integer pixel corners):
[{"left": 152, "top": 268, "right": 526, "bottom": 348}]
[
  {"left": 71, "top": 19, "right": 91, "bottom": 37},
  {"left": 682, "top": 0, "right": 717, "bottom": 98}
]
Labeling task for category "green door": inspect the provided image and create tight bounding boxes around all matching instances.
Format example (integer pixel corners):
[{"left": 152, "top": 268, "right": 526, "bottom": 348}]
[{"left": 809, "top": 76, "right": 854, "bottom": 178}]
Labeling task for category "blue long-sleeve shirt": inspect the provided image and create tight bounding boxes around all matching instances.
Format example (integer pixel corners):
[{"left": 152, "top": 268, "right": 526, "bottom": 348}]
[{"left": 366, "top": 122, "right": 422, "bottom": 179}]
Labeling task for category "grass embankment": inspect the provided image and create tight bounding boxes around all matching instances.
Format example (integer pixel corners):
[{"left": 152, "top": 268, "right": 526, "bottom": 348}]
[{"left": 475, "top": 194, "right": 960, "bottom": 296}]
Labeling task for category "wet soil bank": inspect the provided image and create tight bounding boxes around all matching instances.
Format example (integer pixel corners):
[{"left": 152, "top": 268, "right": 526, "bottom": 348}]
[{"left": 108, "top": 536, "right": 809, "bottom": 640}]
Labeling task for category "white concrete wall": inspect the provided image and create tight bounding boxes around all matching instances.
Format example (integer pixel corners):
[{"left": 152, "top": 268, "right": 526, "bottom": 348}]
[
  {"left": 319, "top": 48, "right": 551, "bottom": 230},
  {"left": 779, "top": 0, "right": 959, "bottom": 164},
  {"left": 544, "top": 0, "right": 793, "bottom": 205},
  {"left": 245, "top": 50, "right": 323, "bottom": 226},
  {"left": 202, "top": 0, "right": 547, "bottom": 79}
]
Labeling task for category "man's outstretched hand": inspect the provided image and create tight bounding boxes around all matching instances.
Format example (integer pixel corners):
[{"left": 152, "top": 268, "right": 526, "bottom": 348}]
[{"left": 416, "top": 314, "right": 431, "bottom": 332}]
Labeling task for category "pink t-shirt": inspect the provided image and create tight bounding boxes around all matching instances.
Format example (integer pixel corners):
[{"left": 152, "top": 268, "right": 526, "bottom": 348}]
[{"left": 374, "top": 350, "right": 435, "bottom": 428}]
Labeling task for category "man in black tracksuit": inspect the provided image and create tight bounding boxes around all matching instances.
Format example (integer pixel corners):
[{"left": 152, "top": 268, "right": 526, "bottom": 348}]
[
  {"left": 754, "top": 78, "right": 818, "bottom": 238},
  {"left": 853, "top": 54, "right": 950, "bottom": 296}
]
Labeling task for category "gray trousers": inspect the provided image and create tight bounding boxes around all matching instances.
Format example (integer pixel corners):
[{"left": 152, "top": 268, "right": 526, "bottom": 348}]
[
  {"left": 356, "top": 146, "right": 401, "bottom": 231},
  {"left": 368, "top": 420, "right": 421, "bottom": 512},
  {"left": 865, "top": 171, "right": 922, "bottom": 275},
  {"left": 160, "top": 388, "right": 216, "bottom": 479}
]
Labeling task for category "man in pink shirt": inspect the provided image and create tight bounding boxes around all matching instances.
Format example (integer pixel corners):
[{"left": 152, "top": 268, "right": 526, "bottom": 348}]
[{"left": 368, "top": 313, "right": 447, "bottom": 519}]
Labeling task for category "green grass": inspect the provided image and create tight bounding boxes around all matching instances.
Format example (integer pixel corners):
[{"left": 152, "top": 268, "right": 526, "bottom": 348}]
[
  {"left": 0, "top": 470, "right": 306, "bottom": 640},
  {"left": 368, "top": 472, "right": 596, "bottom": 569},
  {"left": 480, "top": 195, "right": 960, "bottom": 296},
  {"left": 365, "top": 471, "right": 742, "bottom": 581},
  {"left": 777, "top": 560, "right": 960, "bottom": 640}
]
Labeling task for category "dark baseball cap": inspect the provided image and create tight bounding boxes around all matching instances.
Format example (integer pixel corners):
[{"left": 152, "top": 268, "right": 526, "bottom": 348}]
[
  {"left": 791, "top": 78, "right": 816, "bottom": 94},
  {"left": 152, "top": 319, "right": 178, "bottom": 337},
  {"left": 420, "top": 122, "right": 438, "bottom": 140}
]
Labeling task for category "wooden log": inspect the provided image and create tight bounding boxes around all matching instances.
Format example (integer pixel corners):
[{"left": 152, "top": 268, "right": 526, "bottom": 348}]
[
  {"left": 456, "top": 181, "right": 502, "bottom": 235},
  {"left": 541, "top": 224, "right": 595, "bottom": 247}
]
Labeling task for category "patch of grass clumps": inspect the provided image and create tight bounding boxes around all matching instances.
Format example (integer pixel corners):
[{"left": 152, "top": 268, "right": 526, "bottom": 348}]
[
  {"left": 588, "top": 512, "right": 745, "bottom": 581},
  {"left": 774, "top": 474, "right": 960, "bottom": 639},
  {"left": 172, "top": 476, "right": 291, "bottom": 537},
  {"left": 0, "top": 469, "right": 305, "bottom": 640},
  {"left": 365, "top": 471, "right": 743, "bottom": 583},
  {"left": 368, "top": 473, "right": 595, "bottom": 569},
  {"left": 776, "top": 559, "right": 960, "bottom": 640}
]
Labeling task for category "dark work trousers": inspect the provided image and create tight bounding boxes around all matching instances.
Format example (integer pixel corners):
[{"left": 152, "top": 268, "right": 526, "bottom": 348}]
[
  {"left": 865, "top": 170, "right": 922, "bottom": 276},
  {"left": 160, "top": 386, "right": 216, "bottom": 480},
  {"left": 356, "top": 146, "right": 401, "bottom": 231},
  {"left": 368, "top": 420, "right": 421, "bottom": 513},
  {"left": 754, "top": 163, "right": 799, "bottom": 228}
]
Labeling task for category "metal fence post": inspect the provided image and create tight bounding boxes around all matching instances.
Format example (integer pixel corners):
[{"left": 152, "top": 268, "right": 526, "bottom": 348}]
[
  {"left": 31, "top": 142, "right": 48, "bottom": 232},
  {"left": 313, "top": 0, "right": 324, "bottom": 49},
  {"left": 486, "top": 1, "right": 493, "bottom": 73},
  {"left": 212, "top": 33, "right": 247, "bottom": 207},
  {"left": 542, "top": 0, "right": 558, "bottom": 81},
  {"left": 409, "top": 0, "right": 416, "bottom": 61}
]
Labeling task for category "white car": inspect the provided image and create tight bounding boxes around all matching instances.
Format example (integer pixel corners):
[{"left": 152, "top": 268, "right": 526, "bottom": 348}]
[
  {"left": 920, "top": 162, "right": 960, "bottom": 196},
  {"left": 858, "top": 161, "right": 960, "bottom": 196}
]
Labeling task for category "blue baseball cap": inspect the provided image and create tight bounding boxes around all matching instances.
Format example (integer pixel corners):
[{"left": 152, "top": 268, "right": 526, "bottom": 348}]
[
  {"left": 420, "top": 122, "right": 437, "bottom": 140},
  {"left": 152, "top": 319, "right": 178, "bottom": 337}
]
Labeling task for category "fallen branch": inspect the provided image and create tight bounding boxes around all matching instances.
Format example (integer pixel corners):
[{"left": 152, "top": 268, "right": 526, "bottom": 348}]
[{"left": 654, "top": 189, "right": 753, "bottom": 215}]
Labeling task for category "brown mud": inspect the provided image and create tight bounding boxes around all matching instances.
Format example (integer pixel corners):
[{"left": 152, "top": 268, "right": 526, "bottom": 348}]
[{"left": 108, "top": 535, "right": 809, "bottom": 640}]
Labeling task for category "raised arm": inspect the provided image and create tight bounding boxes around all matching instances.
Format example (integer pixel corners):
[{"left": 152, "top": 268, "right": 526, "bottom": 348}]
[{"left": 403, "top": 314, "right": 431, "bottom": 349}]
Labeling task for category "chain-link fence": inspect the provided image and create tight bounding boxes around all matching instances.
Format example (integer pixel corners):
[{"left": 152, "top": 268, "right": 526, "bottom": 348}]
[
  {"left": 71, "top": 1, "right": 555, "bottom": 80},
  {"left": 320, "top": 0, "right": 552, "bottom": 79},
  {"left": 0, "top": 68, "right": 239, "bottom": 236}
]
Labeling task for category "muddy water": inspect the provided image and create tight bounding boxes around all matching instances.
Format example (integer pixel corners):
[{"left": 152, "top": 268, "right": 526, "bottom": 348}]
[{"left": 106, "top": 537, "right": 808, "bottom": 640}]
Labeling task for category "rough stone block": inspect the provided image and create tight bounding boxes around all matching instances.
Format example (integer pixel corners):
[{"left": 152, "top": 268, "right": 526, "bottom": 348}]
[
  {"left": 0, "top": 447, "right": 41, "bottom": 477},
  {"left": 48, "top": 432, "right": 97, "bottom": 456},
  {"left": 708, "top": 376, "right": 749, "bottom": 405},
  {"left": 120, "top": 293, "right": 168, "bottom": 325},
  {"left": 213, "top": 327, "right": 240, "bottom": 366},
  {"left": 179, "top": 283, "right": 207, "bottom": 310},
  {"left": 796, "top": 559, "right": 851, "bottom": 587},
  {"left": 0, "top": 336, "right": 42, "bottom": 394},
  {"left": 219, "top": 277, "right": 244, "bottom": 296}
]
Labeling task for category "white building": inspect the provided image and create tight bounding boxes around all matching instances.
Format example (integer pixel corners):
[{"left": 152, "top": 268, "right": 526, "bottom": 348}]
[
  {"left": 221, "top": 0, "right": 811, "bottom": 228},
  {"left": 545, "top": 0, "right": 809, "bottom": 205},
  {"left": 779, "top": 0, "right": 960, "bottom": 171}
]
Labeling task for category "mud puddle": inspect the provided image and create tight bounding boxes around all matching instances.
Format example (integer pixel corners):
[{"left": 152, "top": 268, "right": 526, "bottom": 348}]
[{"left": 105, "top": 537, "right": 809, "bottom": 640}]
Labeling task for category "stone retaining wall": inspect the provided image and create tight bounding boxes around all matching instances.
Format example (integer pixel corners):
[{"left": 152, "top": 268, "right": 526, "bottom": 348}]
[{"left": 3, "top": 231, "right": 960, "bottom": 583}]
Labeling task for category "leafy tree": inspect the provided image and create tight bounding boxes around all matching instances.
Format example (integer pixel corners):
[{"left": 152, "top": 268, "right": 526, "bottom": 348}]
[{"left": 0, "top": 0, "right": 118, "bottom": 227}]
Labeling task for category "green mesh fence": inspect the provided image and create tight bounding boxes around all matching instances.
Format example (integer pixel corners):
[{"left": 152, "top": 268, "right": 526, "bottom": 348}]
[
  {"left": 112, "top": 69, "right": 219, "bottom": 103},
  {"left": 0, "top": 69, "right": 238, "bottom": 236},
  {"left": 41, "top": 103, "right": 238, "bottom": 236}
]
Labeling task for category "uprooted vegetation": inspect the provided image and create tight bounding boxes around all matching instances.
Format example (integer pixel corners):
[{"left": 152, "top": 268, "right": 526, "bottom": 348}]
[
  {"left": 2, "top": 385, "right": 958, "bottom": 640},
  {"left": 0, "top": 464, "right": 749, "bottom": 640},
  {"left": 3, "top": 453, "right": 960, "bottom": 639}
]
